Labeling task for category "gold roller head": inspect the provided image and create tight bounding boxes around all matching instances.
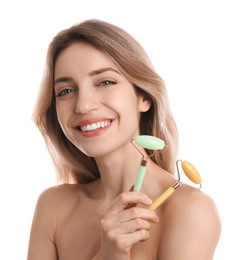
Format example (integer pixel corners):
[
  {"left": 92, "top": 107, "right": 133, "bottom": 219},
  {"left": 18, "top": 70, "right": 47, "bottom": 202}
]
[{"left": 176, "top": 160, "right": 202, "bottom": 189}]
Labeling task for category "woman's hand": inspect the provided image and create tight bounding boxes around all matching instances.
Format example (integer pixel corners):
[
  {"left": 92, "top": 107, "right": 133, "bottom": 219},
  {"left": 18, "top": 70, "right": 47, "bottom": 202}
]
[{"left": 99, "top": 191, "right": 159, "bottom": 260}]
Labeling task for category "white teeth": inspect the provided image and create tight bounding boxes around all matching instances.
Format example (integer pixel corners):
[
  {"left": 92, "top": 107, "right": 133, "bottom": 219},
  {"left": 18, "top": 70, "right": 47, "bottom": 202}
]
[
  {"left": 80, "top": 120, "right": 111, "bottom": 132},
  {"left": 86, "top": 125, "right": 92, "bottom": 131}
]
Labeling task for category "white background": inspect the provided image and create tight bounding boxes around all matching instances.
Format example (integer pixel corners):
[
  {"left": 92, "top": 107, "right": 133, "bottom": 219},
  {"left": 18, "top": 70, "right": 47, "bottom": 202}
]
[{"left": 0, "top": 0, "right": 247, "bottom": 259}]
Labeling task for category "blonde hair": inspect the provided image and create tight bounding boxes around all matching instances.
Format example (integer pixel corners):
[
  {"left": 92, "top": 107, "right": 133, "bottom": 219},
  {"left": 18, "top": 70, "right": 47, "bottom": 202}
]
[{"left": 33, "top": 19, "right": 179, "bottom": 183}]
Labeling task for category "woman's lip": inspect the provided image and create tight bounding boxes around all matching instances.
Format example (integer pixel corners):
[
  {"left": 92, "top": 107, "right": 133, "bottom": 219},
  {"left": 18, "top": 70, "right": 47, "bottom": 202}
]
[
  {"left": 76, "top": 119, "right": 113, "bottom": 137},
  {"left": 75, "top": 118, "right": 113, "bottom": 128},
  {"left": 78, "top": 120, "right": 112, "bottom": 132}
]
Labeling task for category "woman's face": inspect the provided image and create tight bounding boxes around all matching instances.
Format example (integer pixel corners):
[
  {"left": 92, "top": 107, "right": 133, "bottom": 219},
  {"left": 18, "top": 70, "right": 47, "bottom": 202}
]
[{"left": 54, "top": 42, "right": 150, "bottom": 158}]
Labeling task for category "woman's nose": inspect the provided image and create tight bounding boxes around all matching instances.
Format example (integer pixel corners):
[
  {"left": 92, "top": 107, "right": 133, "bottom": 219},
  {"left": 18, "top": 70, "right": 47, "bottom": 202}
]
[{"left": 74, "top": 88, "right": 99, "bottom": 114}]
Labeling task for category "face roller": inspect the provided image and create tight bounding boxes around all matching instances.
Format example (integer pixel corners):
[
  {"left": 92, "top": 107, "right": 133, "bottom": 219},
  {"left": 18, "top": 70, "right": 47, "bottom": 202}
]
[
  {"left": 130, "top": 135, "right": 202, "bottom": 211},
  {"left": 148, "top": 160, "right": 202, "bottom": 210},
  {"left": 131, "top": 135, "right": 165, "bottom": 192}
]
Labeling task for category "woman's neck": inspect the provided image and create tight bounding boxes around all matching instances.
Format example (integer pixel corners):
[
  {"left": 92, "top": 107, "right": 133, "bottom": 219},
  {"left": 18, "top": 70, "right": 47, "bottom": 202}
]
[{"left": 94, "top": 146, "right": 143, "bottom": 199}]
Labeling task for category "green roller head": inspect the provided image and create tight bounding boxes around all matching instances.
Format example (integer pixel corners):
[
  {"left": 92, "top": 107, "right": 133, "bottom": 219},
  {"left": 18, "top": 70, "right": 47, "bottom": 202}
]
[{"left": 135, "top": 135, "right": 165, "bottom": 150}]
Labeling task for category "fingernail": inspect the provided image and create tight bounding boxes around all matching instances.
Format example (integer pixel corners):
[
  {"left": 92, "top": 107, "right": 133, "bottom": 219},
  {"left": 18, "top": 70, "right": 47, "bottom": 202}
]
[{"left": 144, "top": 194, "right": 152, "bottom": 204}]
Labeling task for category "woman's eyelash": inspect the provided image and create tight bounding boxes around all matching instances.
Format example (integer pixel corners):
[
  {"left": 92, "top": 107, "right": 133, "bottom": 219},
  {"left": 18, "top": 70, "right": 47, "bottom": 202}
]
[
  {"left": 98, "top": 80, "right": 117, "bottom": 86},
  {"left": 56, "top": 88, "right": 75, "bottom": 97},
  {"left": 55, "top": 80, "right": 116, "bottom": 97}
]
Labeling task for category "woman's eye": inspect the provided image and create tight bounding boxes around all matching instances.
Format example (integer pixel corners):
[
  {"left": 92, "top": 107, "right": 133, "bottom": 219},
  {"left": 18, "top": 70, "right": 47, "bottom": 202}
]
[
  {"left": 98, "top": 80, "right": 116, "bottom": 86},
  {"left": 56, "top": 88, "right": 75, "bottom": 97}
]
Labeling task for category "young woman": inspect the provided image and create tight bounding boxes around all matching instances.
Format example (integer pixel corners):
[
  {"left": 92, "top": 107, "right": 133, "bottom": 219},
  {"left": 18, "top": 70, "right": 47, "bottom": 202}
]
[{"left": 27, "top": 19, "right": 221, "bottom": 260}]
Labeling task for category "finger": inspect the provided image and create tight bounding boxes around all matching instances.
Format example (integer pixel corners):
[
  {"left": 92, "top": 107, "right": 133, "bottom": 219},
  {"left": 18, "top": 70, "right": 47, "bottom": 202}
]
[
  {"left": 101, "top": 207, "right": 159, "bottom": 236},
  {"left": 102, "top": 216, "right": 151, "bottom": 236},
  {"left": 124, "top": 185, "right": 137, "bottom": 209},
  {"left": 121, "top": 207, "right": 159, "bottom": 224},
  {"left": 103, "top": 207, "right": 159, "bottom": 230},
  {"left": 118, "top": 192, "right": 152, "bottom": 210},
  {"left": 103, "top": 192, "right": 152, "bottom": 217},
  {"left": 116, "top": 229, "right": 150, "bottom": 250},
  {"left": 122, "top": 218, "right": 152, "bottom": 233}
]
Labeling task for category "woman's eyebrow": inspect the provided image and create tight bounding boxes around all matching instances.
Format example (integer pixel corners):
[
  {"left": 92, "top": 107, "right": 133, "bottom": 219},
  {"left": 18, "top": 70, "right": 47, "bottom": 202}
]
[
  {"left": 54, "top": 68, "right": 120, "bottom": 86},
  {"left": 54, "top": 77, "right": 73, "bottom": 86},
  {"left": 88, "top": 67, "right": 120, "bottom": 76}
]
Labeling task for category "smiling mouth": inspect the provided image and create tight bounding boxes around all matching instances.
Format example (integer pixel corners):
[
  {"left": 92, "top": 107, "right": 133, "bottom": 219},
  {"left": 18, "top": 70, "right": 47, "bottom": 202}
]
[{"left": 78, "top": 120, "right": 112, "bottom": 132}]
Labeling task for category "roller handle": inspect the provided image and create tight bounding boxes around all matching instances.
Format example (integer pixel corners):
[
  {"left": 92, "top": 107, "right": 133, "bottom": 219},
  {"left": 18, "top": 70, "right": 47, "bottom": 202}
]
[
  {"left": 133, "top": 164, "right": 147, "bottom": 192},
  {"left": 148, "top": 186, "right": 176, "bottom": 210}
]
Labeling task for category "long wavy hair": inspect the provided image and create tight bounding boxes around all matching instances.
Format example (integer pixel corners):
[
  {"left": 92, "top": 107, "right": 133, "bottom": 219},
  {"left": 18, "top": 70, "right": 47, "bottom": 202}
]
[{"left": 33, "top": 19, "right": 179, "bottom": 183}]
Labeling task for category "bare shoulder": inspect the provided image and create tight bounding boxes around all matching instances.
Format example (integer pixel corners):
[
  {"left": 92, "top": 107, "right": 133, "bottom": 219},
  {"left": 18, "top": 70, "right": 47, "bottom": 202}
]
[
  {"left": 157, "top": 184, "right": 222, "bottom": 260},
  {"left": 29, "top": 184, "right": 87, "bottom": 243},
  {"left": 35, "top": 184, "right": 85, "bottom": 215},
  {"left": 28, "top": 184, "right": 87, "bottom": 259},
  {"left": 164, "top": 184, "right": 221, "bottom": 218}
]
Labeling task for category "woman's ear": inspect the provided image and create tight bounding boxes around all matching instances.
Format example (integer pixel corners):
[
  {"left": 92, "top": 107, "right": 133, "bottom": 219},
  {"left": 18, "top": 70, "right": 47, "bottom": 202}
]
[{"left": 138, "top": 95, "right": 152, "bottom": 112}]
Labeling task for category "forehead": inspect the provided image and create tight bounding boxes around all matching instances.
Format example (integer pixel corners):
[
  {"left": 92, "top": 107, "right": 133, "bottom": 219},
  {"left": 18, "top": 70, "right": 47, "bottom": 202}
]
[{"left": 55, "top": 42, "right": 117, "bottom": 74}]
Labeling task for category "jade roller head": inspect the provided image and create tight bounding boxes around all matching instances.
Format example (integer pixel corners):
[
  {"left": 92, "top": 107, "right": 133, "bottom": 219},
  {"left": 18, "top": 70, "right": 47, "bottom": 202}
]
[
  {"left": 131, "top": 135, "right": 165, "bottom": 192},
  {"left": 135, "top": 135, "right": 165, "bottom": 150},
  {"left": 176, "top": 160, "right": 202, "bottom": 188}
]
